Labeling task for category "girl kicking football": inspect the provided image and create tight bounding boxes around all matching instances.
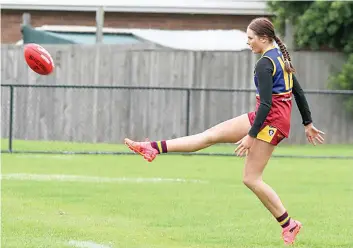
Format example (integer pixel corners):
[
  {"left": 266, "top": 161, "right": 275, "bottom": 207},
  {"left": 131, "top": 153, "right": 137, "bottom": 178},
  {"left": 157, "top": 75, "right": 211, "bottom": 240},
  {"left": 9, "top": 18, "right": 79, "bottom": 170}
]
[{"left": 124, "top": 17, "right": 325, "bottom": 245}]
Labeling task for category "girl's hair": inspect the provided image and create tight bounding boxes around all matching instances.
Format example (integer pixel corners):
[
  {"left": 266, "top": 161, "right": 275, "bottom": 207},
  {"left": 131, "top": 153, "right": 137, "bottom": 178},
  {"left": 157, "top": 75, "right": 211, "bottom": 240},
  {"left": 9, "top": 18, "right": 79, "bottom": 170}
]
[{"left": 248, "top": 17, "right": 295, "bottom": 73}]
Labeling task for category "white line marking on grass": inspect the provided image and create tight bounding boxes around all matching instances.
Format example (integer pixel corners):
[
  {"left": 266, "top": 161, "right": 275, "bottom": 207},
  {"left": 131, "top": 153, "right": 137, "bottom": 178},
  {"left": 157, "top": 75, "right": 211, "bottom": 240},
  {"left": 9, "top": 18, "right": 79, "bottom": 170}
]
[
  {"left": 14, "top": 155, "right": 74, "bottom": 160},
  {"left": 1, "top": 173, "right": 207, "bottom": 184},
  {"left": 68, "top": 240, "right": 112, "bottom": 248}
]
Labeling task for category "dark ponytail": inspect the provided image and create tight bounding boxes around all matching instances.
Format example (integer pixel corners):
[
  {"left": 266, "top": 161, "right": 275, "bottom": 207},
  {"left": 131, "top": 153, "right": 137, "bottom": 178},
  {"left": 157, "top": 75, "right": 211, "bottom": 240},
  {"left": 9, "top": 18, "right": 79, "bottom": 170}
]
[
  {"left": 274, "top": 36, "right": 295, "bottom": 73},
  {"left": 248, "top": 17, "right": 295, "bottom": 73}
]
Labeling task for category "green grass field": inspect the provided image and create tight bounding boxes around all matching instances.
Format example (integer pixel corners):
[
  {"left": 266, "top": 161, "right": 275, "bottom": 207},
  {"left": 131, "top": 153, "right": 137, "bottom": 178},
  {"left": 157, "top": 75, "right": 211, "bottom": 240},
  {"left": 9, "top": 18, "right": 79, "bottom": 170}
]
[{"left": 1, "top": 140, "right": 353, "bottom": 248}]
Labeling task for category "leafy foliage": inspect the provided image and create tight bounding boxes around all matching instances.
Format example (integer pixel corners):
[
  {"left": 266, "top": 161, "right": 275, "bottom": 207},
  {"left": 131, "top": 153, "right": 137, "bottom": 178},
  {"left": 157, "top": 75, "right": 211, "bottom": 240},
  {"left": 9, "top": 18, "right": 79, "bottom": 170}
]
[
  {"left": 267, "top": 1, "right": 314, "bottom": 37},
  {"left": 329, "top": 53, "right": 353, "bottom": 114},
  {"left": 295, "top": 1, "right": 353, "bottom": 53}
]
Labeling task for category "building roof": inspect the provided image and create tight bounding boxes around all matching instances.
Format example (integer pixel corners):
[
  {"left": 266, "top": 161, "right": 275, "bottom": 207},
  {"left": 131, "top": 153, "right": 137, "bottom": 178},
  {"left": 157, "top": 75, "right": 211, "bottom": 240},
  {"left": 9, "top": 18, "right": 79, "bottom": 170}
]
[
  {"left": 1, "top": 0, "right": 269, "bottom": 15},
  {"left": 19, "top": 25, "right": 251, "bottom": 51}
]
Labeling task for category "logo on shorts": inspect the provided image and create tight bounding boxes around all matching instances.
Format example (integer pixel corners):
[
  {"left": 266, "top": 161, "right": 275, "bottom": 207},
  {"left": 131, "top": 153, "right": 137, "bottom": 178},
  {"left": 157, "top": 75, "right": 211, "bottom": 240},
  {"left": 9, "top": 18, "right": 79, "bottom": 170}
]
[{"left": 268, "top": 129, "right": 275, "bottom": 136}]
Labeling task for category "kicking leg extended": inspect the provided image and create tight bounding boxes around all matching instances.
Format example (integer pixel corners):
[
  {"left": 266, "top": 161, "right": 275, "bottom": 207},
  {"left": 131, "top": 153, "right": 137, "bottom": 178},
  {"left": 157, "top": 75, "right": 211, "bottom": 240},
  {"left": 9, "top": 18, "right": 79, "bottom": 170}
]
[{"left": 125, "top": 113, "right": 251, "bottom": 161}]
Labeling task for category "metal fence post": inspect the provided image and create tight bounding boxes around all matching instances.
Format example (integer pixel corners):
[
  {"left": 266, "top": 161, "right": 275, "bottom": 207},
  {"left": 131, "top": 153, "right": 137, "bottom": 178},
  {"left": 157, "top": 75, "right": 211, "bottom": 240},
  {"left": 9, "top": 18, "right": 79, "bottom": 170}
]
[
  {"left": 8, "top": 86, "right": 14, "bottom": 152},
  {"left": 186, "top": 89, "right": 191, "bottom": 136}
]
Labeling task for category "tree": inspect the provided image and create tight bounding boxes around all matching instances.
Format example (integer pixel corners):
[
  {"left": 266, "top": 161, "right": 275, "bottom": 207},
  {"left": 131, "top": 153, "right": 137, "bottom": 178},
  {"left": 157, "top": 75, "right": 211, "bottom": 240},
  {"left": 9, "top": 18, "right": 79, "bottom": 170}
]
[
  {"left": 267, "top": 1, "right": 314, "bottom": 37},
  {"left": 267, "top": 1, "right": 353, "bottom": 114}
]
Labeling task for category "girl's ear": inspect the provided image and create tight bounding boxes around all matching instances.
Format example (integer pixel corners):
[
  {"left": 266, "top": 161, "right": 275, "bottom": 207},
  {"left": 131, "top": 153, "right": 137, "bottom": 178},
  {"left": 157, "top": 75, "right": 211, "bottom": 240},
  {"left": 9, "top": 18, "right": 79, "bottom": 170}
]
[{"left": 259, "top": 36, "right": 268, "bottom": 43}]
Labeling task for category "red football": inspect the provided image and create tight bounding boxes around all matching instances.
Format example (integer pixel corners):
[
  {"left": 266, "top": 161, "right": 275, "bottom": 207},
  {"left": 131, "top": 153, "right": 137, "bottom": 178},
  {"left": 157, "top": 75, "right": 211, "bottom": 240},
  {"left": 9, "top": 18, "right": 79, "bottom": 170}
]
[{"left": 24, "top": 43, "right": 54, "bottom": 75}]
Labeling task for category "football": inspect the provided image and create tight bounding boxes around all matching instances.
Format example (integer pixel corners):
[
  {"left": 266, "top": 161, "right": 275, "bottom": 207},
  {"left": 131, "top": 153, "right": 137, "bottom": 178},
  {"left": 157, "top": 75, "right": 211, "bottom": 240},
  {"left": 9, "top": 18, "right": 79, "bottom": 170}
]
[{"left": 24, "top": 43, "right": 54, "bottom": 75}]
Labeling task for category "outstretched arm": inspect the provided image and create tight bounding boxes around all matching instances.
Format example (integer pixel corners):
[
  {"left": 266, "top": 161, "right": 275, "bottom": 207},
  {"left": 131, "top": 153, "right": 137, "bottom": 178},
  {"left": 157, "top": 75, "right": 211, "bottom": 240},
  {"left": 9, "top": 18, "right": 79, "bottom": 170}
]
[
  {"left": 292, "top": 76, "right": 325, "bottom": 145},
  {"left": 292, "top": 75, "right": 312, "bottom": 126}
]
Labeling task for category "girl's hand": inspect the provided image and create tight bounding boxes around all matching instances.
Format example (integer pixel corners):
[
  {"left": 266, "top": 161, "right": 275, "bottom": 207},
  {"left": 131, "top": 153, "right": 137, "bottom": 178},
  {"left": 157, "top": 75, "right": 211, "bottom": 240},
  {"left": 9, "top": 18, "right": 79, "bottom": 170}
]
[
  {"left": 234, "top": 135, "right": 255, "bottom": 156},
  {"left": 304, "top": 123, "right": 325, "bottom": 146}
]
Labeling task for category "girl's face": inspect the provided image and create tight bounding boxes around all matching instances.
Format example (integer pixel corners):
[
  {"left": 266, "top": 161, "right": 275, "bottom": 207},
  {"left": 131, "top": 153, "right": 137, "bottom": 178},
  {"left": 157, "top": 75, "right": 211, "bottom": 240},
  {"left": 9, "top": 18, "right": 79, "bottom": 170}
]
[{"left": 246, "top": 28, "right": 267, "bottom": 54}]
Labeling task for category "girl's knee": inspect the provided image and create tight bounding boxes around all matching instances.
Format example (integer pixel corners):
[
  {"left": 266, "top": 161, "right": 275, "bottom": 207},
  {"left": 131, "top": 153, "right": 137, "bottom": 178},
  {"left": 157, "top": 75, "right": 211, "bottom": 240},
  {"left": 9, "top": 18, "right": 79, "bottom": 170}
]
[{"left": 242, "top": 174, "right": 262, "bottom": 189}]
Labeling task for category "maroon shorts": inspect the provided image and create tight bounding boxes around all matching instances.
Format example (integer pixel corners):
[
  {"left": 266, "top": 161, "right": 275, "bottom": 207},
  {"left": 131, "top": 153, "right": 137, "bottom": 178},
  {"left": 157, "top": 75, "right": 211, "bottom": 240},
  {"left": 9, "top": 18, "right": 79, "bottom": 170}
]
[{"left": 248, "top": 112, "right": 286, "bottom": 146}]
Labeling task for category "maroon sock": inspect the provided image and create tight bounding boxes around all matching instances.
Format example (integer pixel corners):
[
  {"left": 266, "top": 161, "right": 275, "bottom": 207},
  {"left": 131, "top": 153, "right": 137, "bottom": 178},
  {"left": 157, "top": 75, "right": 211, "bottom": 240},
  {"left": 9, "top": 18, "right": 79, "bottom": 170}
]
[
  {"left": 276, "top": 211, "right": 291, "bottom": 228},
  {"left": 150, "top": 141, "right": 168, "bottom": 154}
]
